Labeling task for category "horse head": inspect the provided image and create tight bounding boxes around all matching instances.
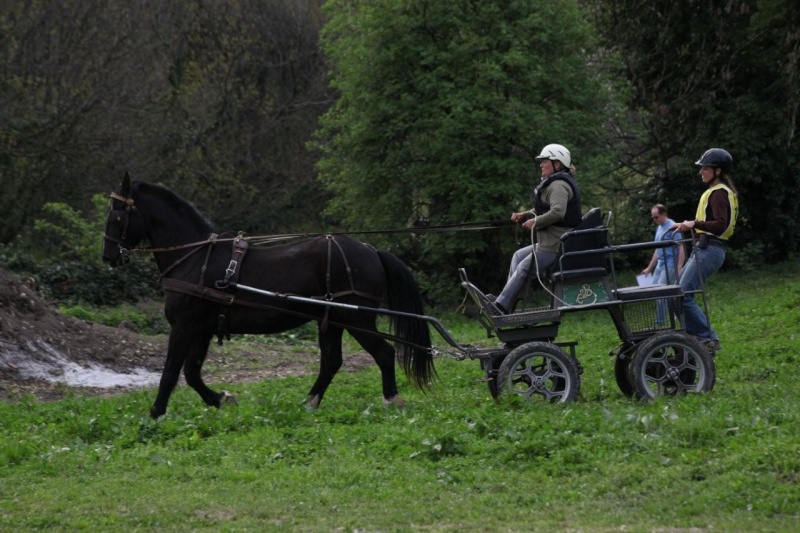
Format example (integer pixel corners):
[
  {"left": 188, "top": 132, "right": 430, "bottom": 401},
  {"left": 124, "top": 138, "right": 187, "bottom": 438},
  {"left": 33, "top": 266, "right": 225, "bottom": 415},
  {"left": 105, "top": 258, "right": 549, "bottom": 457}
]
[{"left": 102, "top": 171, "right": 147, "bottom": 267}]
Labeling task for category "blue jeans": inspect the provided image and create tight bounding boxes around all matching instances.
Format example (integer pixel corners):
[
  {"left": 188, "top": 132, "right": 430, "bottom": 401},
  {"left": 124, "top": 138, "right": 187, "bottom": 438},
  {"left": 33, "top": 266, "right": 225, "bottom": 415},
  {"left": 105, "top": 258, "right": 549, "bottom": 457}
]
[
  {"left": 653, "top": 263, "right": 679, "bottom": 325},
  {"left": 678, "top": 246, "right": 725, "bottom": 340},
  {"left": 496, "top": 245, "right": 558, "bottom": 311}
]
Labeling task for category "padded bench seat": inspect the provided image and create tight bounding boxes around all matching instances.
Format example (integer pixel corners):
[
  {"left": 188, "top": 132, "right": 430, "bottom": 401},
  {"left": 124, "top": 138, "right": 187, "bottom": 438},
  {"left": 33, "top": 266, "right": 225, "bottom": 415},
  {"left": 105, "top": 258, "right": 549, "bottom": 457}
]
[
  {"left": 550, "top": 267, "right": 609, "bottom": 283},
  {"left": 614, "top": 284, "right": 682, "bottom": 302}
]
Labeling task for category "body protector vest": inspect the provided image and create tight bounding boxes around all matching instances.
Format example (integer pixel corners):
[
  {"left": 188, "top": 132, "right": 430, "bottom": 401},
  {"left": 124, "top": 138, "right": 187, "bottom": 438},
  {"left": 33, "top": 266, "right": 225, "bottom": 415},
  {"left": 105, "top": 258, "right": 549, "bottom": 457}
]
[
  {"left": 695, "top": 183, "right": 738, "bottom": 240},
  {"left": 532, "top": 171, "right": 582, "bottom": 228}
]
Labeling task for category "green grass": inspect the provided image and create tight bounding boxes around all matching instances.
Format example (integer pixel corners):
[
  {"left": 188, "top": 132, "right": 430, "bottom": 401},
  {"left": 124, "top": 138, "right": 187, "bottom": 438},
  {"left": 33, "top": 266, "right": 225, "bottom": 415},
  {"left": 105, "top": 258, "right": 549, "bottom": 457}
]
[{"left": 2, "top": 259, "right": 799, "bottom": 531}]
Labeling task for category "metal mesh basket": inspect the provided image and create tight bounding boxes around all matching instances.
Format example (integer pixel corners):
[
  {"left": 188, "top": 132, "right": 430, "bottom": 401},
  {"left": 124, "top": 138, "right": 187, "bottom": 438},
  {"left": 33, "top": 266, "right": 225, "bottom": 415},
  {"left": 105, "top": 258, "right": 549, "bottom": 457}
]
[{"left": 622, "top": 297, "right": 679, "bottom": 334}]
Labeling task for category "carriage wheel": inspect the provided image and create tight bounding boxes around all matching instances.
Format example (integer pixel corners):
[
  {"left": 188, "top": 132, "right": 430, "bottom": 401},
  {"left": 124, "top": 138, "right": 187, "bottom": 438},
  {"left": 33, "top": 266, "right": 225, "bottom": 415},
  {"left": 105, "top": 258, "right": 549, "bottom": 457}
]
[
  {"left": 487, "top": 372, "right": 500, "bottom": 399},
  {"left": 497, "top": 342, "right": 580, "bottom": 403},
  {"left": 484, "top": 353, "right": 508, "bottom": 399},
  {"left": 612, "top": 342, "right": 636, "bottom": 397},
  {"left": 614, "top": 352, "right": 634, "bottom": 397},
  {"left": 628, "top": 332, "right": 715, "bottom": 399}
]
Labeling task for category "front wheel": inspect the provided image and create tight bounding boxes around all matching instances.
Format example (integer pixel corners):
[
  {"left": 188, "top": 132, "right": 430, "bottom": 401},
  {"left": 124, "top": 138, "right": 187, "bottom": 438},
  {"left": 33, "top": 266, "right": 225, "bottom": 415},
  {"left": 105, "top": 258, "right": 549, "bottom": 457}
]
[
  {"left": 614, "top": 351, "right": 635, "bottom": 397},
  {"left": 497, "top": 342, "right": 580, "bottom": 403},
  {"left": 629, "top": 332, "right": 715, "bottom": 399}
]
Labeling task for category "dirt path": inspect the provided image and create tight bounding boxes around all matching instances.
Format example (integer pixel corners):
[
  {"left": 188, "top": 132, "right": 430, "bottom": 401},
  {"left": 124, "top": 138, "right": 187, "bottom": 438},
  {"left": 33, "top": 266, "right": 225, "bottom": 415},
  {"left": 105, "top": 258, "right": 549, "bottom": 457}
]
[{"left": 0, "top": 268, "right": 373, "bottom": 402}]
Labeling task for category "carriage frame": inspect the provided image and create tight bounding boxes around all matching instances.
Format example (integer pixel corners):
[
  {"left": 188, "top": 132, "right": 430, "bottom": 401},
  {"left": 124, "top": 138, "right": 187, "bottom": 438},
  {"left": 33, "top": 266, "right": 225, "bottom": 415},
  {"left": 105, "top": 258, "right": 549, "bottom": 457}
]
[{"left": 231, "top": 208, "right": 718, "bottom": 403}]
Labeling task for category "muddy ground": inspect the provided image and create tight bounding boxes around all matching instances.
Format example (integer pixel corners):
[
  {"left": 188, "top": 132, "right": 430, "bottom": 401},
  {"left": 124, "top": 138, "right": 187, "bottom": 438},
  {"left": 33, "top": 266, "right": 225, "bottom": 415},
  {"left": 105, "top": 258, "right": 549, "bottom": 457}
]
[{"left": 0, "top": 268, "right": 373, "bottom": 403}]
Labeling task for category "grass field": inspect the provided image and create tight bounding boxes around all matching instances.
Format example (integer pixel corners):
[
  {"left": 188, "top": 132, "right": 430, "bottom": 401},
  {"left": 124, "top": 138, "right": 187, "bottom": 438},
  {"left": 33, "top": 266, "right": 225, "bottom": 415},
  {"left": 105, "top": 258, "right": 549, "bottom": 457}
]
[{"left": 1, "top": 259, "right": 799, "bottom": 531}]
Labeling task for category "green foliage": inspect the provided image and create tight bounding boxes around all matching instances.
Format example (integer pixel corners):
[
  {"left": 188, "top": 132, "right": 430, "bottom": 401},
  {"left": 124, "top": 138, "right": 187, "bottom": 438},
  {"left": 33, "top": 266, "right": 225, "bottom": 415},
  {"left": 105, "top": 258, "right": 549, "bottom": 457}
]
[
  {"left": 0, "top": 193, "right": 161, "bottom": 306},
  {"left": 1, "top": 260, "right": 799, "bottom": 530},
  {"left": 584, "top": 0, "right": 800, "bottom": 262},
  {"left": 31, "top": 195, "right": 106, "bottom": 263},
  {"left": 316, "top": 0, "right": 621, "bottom": 302},
  {"left": 59, "top": 302, "right": 169, "bottom": 335},
  {"left": 0, "top": 0, "right": 330, "bottom": 247}
]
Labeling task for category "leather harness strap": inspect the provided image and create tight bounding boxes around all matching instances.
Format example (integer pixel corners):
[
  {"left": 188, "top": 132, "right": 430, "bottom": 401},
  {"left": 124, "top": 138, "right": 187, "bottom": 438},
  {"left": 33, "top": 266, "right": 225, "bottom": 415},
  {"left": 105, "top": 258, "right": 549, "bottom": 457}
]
[
  {"left": 162, "top": 277, "right": 235, "bottom": 305},
  {"left": 215, "top": 234, "right": 249, "bottom": 344},
  {"left": 161, "top": 234, "right": 382, "bottom": 344}
]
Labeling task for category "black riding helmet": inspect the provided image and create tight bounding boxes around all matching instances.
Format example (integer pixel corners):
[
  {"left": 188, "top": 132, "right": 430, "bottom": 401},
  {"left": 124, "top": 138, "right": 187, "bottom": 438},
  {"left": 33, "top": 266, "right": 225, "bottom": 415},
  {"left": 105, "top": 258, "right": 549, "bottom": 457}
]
[{"left": 695, "top": 148, "right": 732, "bottom": 172}]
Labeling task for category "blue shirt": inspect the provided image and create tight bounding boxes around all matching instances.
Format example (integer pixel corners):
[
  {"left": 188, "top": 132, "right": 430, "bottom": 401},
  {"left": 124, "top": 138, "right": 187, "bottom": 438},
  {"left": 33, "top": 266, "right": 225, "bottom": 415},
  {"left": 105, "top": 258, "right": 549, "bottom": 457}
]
[{"left": 655, "top": 218, "right": 681, "bottom": 269}]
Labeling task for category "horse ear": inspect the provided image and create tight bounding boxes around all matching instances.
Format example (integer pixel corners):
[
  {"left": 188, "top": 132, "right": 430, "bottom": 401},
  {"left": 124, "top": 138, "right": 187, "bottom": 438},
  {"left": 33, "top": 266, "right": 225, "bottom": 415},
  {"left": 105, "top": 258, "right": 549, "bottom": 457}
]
[{"left": 122, "top": 171, "right": 131, "bottom": 195}]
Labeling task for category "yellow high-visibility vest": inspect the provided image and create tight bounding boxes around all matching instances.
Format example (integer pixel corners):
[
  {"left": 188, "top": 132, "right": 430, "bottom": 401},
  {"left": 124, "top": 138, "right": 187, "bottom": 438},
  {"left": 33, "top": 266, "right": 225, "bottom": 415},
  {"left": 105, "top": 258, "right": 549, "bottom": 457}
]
[{"left": 695, "top": 183, "right": 738, "bottom": 240}]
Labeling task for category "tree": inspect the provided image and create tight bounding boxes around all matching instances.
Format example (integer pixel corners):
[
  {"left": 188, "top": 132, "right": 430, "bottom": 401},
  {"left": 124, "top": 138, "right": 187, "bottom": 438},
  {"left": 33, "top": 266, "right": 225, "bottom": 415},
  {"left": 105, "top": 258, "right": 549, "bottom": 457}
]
[
  {"left": 316, "top": 0, "right": 618, "bottom": 301},
  {"left": 584, "top": 0, "right": 800, "bottom": 265},
  {"left": 0, "top": 0, "right": 331, "bottom": 245}
]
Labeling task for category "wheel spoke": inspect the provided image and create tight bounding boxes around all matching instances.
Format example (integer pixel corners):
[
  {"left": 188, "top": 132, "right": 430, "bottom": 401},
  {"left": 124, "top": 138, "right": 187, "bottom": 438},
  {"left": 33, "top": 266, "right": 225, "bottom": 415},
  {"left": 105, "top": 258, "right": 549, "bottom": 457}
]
[
  {"left": 498, "top": 342, "right": 580, "bottom": 403},
  {"left": 510, "top": 357, "right": 569, "bottom": 400},
  {"left": 631, "top": 332, "right": 715, "bottom": 399}
]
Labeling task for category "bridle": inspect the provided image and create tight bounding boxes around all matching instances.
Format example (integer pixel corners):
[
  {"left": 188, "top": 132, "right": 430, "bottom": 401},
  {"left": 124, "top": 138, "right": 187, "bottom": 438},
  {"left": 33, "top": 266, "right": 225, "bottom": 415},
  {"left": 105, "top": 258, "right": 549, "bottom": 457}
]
[
  {"left": 104, "top": 191, "right": 139, "bottom": 264},
  {"left": 104, "top": 190, "right": 232, "bottom": 274}
]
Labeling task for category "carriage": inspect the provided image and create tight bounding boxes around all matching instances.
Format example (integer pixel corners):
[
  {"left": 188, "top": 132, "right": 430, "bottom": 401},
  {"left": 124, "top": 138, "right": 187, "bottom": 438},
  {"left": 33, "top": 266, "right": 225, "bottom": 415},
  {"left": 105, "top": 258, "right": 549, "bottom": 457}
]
[
  {"left": 104, "top": 174, "right": 716, "bottom": 417},
  {"left": 454, "top": 207, "right": 716, "bottom": 402}
]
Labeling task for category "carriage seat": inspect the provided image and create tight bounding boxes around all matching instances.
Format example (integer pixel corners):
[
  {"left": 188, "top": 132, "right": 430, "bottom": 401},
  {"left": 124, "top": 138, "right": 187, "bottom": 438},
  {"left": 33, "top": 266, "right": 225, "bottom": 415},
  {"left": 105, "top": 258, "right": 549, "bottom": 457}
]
[
  {"left": 549, "top": 207, "right": 610, "bottom": 283},
  {"left": 614, "top": 284, "right": 683, "bottom": 301}
]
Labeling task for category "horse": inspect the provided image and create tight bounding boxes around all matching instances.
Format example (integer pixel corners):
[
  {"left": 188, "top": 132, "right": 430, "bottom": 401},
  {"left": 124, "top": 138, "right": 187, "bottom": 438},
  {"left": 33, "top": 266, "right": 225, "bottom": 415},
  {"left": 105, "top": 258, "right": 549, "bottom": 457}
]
[{"left": 102, "top": 172, "right": 435, "bottom": 418}]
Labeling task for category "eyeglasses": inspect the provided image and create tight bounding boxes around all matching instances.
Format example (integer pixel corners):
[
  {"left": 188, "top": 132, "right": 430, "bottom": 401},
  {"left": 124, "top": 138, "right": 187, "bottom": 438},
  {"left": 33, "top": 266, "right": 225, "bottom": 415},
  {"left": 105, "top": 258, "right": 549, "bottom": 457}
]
[{"left": 651, "top": 215, "right": 661, "bottom": 220}]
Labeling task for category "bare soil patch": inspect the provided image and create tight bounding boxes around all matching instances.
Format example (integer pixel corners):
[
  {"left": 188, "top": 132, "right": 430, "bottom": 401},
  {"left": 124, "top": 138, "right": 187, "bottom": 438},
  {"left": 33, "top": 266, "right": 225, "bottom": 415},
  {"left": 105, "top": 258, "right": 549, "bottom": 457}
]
[{"left": 0, "top": 268, "right": 373, "bottom": 403}]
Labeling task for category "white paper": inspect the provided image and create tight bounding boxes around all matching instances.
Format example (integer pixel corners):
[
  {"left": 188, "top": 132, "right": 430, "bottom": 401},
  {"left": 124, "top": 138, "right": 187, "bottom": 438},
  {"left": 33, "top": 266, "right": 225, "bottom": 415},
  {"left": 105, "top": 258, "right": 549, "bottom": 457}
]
[{"left": 636, "top": 273, "right": 654, "bottom": 286}]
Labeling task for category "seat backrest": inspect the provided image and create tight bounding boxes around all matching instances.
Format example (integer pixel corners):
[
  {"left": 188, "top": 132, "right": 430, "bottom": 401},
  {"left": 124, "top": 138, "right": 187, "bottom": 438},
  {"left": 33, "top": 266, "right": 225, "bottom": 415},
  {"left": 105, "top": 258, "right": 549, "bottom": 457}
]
[{"left": 557, "top": 207, "right": 609, "bottom": 272}]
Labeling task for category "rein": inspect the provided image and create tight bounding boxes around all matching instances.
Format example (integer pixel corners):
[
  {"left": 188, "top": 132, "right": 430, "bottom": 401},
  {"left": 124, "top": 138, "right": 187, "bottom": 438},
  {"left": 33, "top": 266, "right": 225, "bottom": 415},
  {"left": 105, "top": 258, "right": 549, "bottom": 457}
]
[{"left": 106, "top": 189, "right": 510, "bottom": 255}]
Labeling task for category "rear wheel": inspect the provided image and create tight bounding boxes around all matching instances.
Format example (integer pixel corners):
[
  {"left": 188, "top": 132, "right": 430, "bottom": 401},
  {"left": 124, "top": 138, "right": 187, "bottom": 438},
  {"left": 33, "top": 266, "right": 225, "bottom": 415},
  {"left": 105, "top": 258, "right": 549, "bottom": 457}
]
[
  {"left": 497, "top": 342, "right": 580, "bottom": 403},
  {"left": 628, "top": 332, "right": 715, "bottom": 399}
]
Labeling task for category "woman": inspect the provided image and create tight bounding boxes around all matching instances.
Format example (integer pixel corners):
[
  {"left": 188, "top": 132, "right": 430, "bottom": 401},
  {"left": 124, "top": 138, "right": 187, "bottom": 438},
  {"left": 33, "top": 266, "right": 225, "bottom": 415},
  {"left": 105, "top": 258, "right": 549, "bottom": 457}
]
[
  {"left": 492, "top": 143, "right": 582, "bottom": 314},
  {"left": 671, "top": 148, "right": 739, "bottom": 352}
]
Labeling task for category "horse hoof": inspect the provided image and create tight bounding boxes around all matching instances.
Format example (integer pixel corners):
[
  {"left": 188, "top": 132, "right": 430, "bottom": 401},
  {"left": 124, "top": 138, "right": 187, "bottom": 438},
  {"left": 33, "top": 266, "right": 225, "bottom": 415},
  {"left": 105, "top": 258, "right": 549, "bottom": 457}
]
[
  {"left": 220, "top": 391, "right": 238, "bottom": 407},
  {"left": 384, "top": 395, "right": 406, "bottom": 408},
  {"left": 305, "top": 395, "right": 321, "bottom": 411}
]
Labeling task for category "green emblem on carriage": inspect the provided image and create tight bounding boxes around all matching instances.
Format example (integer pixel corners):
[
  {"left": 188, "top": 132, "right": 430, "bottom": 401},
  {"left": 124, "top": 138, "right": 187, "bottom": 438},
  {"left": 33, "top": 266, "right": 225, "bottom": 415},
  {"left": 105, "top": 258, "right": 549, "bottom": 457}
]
[{"left": 563, "top": 282, "right": 610, "bottom": 305}]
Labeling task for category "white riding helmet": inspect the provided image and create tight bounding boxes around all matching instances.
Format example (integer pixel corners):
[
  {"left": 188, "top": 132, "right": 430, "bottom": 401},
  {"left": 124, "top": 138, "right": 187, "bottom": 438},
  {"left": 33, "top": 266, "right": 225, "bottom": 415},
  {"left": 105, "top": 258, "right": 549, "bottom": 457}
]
[{"left": 536, "top": 144, "right": 571, "bottom": 168}]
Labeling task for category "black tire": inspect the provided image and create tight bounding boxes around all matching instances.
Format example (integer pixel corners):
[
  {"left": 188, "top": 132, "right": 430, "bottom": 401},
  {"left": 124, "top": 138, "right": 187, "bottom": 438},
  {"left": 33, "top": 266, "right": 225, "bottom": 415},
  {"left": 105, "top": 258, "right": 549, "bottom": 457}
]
[
  {"left": 487, "top": 370, "right": 500, "bottom": 399},
  {"left": 614, "top": 353, "right": 634, "bottom": 397},
  {"left": 483, "top": 353, "right": 507, "bottom": 399},
  {"left": 628, "top": 332, "right": 716, "bottom": 399},
  {"left": 497, "top": 342, "right": 580, "bottom": 403}
]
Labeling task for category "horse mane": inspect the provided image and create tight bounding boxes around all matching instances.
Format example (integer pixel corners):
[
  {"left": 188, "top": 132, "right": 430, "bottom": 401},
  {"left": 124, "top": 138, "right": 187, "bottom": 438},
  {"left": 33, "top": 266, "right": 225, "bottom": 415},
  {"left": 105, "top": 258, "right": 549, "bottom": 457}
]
[{"left": 132, "top": 181, "right": 217, "bottom": 233}]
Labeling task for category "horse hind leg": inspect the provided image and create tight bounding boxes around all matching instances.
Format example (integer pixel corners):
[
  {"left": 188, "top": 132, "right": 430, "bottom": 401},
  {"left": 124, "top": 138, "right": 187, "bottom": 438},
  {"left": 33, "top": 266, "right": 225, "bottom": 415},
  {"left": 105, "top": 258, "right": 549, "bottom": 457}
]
[
  {"left": 306, "top": 325, "right": 344, "bottom": 410},
  {"left": 348, "top": 327, "right": 405, "bottom": 407},
  {"left": 182, "top": 330, "right": 236, "bottom": 410}
]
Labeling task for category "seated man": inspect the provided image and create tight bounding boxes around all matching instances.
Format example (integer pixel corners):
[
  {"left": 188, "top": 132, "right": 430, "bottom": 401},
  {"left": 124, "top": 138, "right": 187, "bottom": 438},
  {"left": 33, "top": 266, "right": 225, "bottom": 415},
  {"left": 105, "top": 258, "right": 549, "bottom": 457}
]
[{"left": 494, "top": 143, "right": 583, "bottom": 314}]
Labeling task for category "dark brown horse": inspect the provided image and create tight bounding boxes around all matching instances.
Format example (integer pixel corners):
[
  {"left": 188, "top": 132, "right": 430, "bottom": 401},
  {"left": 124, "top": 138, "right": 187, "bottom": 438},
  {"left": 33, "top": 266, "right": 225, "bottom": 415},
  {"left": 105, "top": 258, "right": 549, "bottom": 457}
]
[{"left": 102, "top": 173, "right": 435, "bottom": 418}]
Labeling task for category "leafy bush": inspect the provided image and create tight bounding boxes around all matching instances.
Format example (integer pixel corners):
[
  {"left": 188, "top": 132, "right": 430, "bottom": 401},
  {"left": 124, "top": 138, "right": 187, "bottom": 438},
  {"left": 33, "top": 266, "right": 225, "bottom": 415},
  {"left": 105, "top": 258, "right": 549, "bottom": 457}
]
[
  {"left": 0, "top": 193, "right": 161, "bottom": 306},
  {"left": 59, "top": 302, "right": 169, "bottom": 335}
]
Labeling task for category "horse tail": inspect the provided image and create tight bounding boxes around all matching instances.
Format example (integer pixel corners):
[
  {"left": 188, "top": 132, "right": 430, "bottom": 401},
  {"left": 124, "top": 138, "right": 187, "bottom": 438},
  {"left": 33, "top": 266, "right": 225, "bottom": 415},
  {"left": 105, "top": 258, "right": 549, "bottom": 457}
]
[{"left": 376, "top": 250, "right": 436, "bottom": 388}]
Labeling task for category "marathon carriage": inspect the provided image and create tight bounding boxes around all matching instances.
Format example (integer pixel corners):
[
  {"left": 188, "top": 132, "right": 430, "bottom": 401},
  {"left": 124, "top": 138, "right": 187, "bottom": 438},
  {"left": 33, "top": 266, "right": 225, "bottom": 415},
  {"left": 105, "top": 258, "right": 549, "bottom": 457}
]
[
  {"left": 454, "top": 207, "right": 716, "bottom": 402},
  {"left": 104, "top": 175, "right": 716, "bottom": 417}
]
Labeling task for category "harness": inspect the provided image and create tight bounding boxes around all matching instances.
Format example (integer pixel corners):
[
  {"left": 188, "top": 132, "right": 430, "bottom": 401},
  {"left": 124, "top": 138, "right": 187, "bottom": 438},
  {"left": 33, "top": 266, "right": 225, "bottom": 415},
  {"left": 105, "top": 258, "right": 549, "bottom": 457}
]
[{"left": 106, "top": 189, "right": 384, "bottom": 344}]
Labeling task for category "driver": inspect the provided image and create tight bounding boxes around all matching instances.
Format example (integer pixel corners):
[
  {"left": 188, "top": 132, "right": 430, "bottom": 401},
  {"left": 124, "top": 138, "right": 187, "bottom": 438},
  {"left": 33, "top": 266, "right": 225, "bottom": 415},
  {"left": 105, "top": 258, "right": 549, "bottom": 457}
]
[{"left": 492, "top": 144, "right": 582, "bottom": 314}]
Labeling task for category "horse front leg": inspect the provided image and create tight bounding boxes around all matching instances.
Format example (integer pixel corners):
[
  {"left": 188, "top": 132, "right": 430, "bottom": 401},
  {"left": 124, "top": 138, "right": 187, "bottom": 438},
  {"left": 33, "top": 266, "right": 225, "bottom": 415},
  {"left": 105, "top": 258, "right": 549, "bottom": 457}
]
[
  {"left": 150, "top": 328, "right": 188, "bottom": 418},
  {"left": 150, "top": 324, "right": 228, "bottom": 418},
  {"left": 306, "top": 325, "right": 344, "bottom": 410}
]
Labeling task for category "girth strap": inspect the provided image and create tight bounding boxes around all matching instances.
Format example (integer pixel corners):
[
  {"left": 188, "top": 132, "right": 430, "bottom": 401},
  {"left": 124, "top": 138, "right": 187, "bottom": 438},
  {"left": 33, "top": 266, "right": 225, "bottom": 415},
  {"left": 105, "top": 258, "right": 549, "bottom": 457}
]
[
  {"left": 215, "top": 233, "right": 250, "bottom": 344},
  {"left": 321, "top": 235, "right": 380, "bottom": 302}
]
